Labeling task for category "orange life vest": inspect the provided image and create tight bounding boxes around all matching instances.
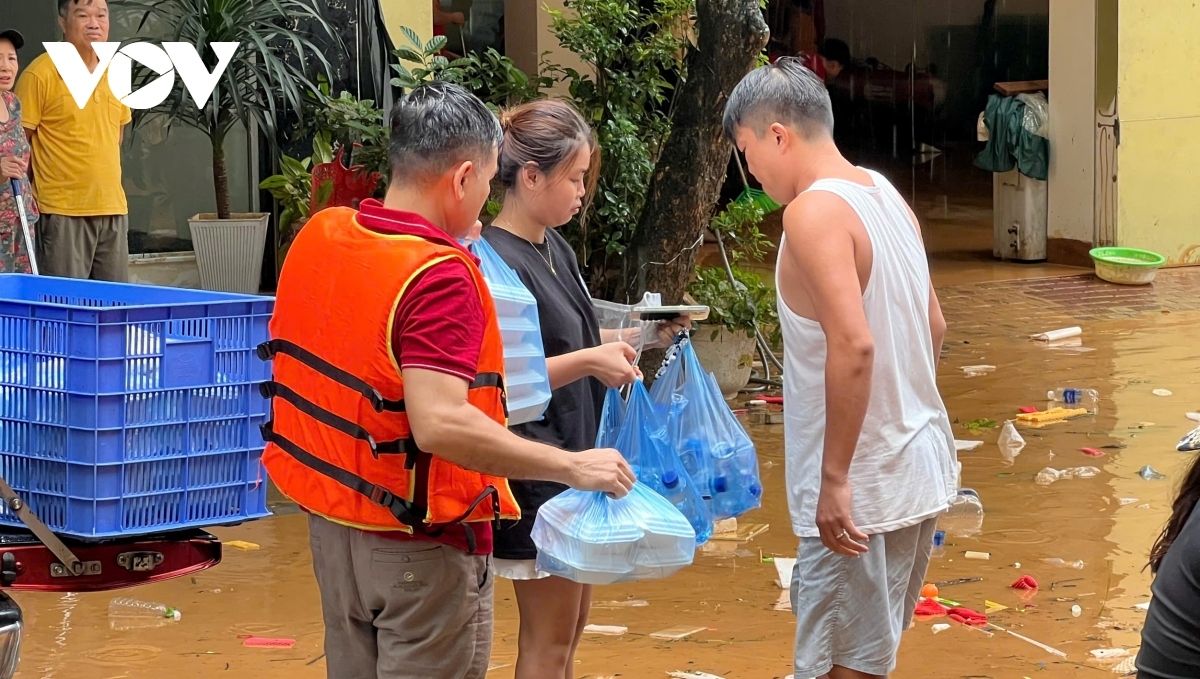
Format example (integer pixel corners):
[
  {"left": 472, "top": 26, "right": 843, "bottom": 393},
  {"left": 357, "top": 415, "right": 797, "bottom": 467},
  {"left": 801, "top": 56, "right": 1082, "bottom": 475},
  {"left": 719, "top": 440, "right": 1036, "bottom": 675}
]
[{"left": 259, "top": 207, "right": 521, "bottom": 552}]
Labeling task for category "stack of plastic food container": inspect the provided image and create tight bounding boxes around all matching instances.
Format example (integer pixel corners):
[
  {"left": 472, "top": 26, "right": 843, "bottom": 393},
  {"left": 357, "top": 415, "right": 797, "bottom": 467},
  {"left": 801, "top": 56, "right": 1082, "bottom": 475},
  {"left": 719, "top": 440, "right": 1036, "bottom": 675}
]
[
  {"left": 470, "top": 238, "right": 551, "bottom": 426},
  {"left": 531, "top": 483, "right": 696, "bottom": 585}
]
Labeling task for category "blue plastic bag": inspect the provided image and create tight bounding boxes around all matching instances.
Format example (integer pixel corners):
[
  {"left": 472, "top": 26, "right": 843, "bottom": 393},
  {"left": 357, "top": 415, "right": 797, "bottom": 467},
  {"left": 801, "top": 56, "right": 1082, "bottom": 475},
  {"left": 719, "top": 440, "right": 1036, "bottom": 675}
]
[
  {"left": 470, "top": 237, "right": 551, "bottom": 425},
  {"left": 531, "top": 483, "right": 695, "bottom": 585},
  {"left": 595, "top": 387, "right": 626, "bottom": 450},
  {"left": 650, "top": 339, "right": 763, "bottom": 520},
  {"left": 609, "top": 385, "right": 713, "bottom": 545}
]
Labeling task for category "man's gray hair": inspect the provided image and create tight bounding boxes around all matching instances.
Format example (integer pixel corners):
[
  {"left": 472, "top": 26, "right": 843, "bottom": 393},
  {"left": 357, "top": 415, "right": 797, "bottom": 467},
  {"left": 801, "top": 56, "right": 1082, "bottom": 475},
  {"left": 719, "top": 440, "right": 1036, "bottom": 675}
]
[
  {"left": 389, "top": 81, "right": 503, "bottom": 185},
  {"left": 723, "top": 57, "right": 834, "bottom": 141}
]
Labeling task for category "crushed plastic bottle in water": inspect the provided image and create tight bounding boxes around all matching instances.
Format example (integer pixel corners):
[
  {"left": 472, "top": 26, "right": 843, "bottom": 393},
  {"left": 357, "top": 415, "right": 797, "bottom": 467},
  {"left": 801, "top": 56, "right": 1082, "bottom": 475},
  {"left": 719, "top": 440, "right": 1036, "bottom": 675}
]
[
  {"left": 1139, "top": 465, "right": 1167, "bottom": 480},
  {"left": 1047, "top": 387, "right": 1099, "bottom": 413},
  {"left": 939, "top": 489, "right": 984, "bottom": 538},
  {"left": 109, "top": 597, "right": 181, "bottom": 630},
  {"left": 1035, "top": 466, "right": 1100, "bottom": 486},
  {"left": 1043, "top": 557, "right": 1085, "bottom": 570}
]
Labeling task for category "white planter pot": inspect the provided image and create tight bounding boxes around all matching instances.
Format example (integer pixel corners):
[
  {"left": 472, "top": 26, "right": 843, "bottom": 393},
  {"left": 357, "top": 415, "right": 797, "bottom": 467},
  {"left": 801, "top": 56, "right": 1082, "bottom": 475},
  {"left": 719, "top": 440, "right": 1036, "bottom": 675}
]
[
  {"left": 689, "top": 325, "right": 757, "bottom": 399},
  {"left": 188, "top": 213, "right": 270, "bottom": 294}
]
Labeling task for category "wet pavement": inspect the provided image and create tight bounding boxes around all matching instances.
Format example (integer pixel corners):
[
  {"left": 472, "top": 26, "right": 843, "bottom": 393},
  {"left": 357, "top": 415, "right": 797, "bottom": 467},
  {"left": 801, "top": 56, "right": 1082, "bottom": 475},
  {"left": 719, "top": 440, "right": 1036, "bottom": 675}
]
[{"left": 10, "top": 268, "right": 1200, "bottom": 678}]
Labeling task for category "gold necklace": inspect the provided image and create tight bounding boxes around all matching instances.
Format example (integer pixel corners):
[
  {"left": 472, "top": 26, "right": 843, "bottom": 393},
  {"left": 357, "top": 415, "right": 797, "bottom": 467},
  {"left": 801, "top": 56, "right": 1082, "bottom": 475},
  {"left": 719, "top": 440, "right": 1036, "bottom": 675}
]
[{"left": 497, "top": 219, "right": 556, "bottom": 275}]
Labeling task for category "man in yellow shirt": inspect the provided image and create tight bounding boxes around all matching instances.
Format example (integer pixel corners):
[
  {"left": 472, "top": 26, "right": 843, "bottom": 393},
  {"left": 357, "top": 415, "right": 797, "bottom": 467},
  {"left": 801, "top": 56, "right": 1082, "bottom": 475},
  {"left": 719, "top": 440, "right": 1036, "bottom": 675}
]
[{"left": 15, "top": 0, "right": 130, "bottom": 281}]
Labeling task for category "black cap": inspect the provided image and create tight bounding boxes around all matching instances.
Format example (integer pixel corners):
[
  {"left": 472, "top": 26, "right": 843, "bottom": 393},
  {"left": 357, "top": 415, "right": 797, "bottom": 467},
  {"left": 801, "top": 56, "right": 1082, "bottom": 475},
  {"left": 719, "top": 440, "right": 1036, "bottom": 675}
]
[{"left": 0, "top": 30, "right": 25, "bottom": 51}]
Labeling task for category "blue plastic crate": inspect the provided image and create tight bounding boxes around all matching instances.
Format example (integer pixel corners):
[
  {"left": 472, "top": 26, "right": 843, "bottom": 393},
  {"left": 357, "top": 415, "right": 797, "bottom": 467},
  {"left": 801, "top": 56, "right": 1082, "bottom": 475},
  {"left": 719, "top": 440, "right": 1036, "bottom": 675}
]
[{"left": 0, "top": 275, "right": 274, "bottom": 538}]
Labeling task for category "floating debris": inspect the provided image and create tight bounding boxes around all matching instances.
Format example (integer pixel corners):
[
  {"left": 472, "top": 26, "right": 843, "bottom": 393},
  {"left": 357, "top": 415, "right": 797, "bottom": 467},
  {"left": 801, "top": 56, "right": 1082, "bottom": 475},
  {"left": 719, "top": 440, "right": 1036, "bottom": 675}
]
[
  {"left": 1139, "top": 465, "right": 1166, "bottom": 480},
  {"left": 1152, "top": 389, "right": 1173, "bottom": 397}
]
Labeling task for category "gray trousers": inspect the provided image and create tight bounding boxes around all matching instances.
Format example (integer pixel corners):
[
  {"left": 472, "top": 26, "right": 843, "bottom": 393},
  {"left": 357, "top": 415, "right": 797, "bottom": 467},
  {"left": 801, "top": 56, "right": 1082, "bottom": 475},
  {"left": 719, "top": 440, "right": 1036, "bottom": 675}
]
[
  {"left": 308, "top": 514, "right": 494, "bottom": 679},
  {"left": 37, "top": 213, "right": 129, "bottom": 282}
]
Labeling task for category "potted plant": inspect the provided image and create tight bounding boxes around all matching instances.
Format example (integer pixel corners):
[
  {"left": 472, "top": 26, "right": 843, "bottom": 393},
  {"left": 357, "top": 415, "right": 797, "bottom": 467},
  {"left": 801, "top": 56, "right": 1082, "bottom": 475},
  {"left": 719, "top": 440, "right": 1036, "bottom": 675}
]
[
  {"left": 687, "top": 265, "right": 778, "bottom": 398},
  {"left": 117, "top": 0, "right": 334, "bottom": 293}
]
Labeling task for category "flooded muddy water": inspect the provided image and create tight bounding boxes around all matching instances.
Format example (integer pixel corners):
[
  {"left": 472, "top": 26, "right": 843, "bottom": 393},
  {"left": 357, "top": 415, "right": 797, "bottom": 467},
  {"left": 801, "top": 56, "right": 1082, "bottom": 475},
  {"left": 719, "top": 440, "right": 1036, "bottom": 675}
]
[{"left": 10, "top": 272, "right": 1200, "bottom": 678}]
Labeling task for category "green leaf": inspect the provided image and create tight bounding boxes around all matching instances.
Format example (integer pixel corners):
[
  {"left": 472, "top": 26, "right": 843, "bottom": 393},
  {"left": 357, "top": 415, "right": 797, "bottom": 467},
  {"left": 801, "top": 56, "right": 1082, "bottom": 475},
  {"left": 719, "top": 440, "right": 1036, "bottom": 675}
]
[
  {"left": 425, "top": 36, "right": 448, "bottom": 54},
  {"left": 393, "top": 47, "right": 425, "bottom": 63},
  {"left": 401, "top": 25, "right": 423, "bottom": 49}
]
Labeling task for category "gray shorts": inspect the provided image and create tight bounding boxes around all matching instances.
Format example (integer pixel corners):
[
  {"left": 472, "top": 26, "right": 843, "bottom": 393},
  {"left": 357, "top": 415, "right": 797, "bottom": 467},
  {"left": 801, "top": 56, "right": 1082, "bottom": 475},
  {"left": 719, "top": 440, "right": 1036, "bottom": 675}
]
[
  {"left": 791, "top": 517, "right": 937, "bottom": 677},
  {"left": 37, "top": 213, "right": 129, "bottom": 282}
]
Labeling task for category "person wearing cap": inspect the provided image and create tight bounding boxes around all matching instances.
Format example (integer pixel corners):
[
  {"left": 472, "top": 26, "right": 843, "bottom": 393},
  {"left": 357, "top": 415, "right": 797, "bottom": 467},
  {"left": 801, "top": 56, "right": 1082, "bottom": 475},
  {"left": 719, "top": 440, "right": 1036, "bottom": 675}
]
[
  {"left": 0, "top": 28, "right": 38, "bottom": 274},
  {"left": 15, "top": 0, "right": 131, "bottom": 282}
]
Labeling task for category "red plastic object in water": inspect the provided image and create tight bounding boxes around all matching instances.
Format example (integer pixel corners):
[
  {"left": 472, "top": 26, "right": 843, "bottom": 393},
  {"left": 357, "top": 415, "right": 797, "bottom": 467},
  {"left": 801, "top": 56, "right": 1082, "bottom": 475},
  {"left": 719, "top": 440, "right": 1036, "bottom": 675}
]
[
  {"left": 1080, "top": 447, "right": 1106, "bottom": 457},
  {"left": 1018, "top": 406, "right": 1038, "bottom": 414},
  {"left": 244, "top": 637, "right": 297, "bottom": 648},
  {"left": 948, "top": 606, "right": 988, "bottom": 626},
  {"left": 1011, "top": 575, "right": 1039, "bottom": 590},
  {"left": 913, "top": 597, "right": 949, "bottom": 617}
]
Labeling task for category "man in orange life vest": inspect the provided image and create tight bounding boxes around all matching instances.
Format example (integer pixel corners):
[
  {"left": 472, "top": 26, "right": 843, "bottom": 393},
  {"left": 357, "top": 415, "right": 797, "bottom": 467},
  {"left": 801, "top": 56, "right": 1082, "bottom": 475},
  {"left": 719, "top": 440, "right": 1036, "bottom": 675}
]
[{"left": 260, "top": 81, "right": 635, "bottom": 678}]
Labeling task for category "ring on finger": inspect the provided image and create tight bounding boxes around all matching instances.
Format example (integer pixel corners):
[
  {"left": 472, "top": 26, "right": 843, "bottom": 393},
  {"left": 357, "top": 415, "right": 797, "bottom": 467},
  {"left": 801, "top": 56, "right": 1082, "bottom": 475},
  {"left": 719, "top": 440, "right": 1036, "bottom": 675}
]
[{"left": 835, "top": 529, "right": 848, "bottom": 540}]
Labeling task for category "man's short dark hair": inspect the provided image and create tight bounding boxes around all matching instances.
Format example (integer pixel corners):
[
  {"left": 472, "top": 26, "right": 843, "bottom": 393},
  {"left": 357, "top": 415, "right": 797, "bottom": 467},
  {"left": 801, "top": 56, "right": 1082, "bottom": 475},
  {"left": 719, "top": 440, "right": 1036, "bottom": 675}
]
[
  {"left": 723, "top": 58, "right": 834, "bottom": 141},
  {"left": 818, "top": 38, "right": 851, "bottom": 66},
  {"left": 58, "top": 0, "right": 97, "bottom": 17},
  {"left": 388, "top": 81, "right": 503, "bottom": 186}
]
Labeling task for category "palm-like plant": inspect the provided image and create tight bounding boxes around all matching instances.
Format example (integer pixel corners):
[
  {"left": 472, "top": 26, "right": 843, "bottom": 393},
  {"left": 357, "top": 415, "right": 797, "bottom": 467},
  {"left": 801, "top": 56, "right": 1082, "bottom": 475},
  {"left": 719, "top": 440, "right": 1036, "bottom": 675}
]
[{"left": 113, "top": 0, "right": 335, "bottom": 219}]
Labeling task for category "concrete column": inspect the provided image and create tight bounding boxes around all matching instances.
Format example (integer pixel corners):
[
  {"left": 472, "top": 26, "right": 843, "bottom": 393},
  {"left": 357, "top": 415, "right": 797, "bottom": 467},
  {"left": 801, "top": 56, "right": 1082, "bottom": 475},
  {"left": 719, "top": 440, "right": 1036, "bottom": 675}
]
[
  {"left": 1047, "top": 0, "right": 1098, "bottom": 267},
  {"left": 505, "top": 0, "right": 590, "bottom": 97}
]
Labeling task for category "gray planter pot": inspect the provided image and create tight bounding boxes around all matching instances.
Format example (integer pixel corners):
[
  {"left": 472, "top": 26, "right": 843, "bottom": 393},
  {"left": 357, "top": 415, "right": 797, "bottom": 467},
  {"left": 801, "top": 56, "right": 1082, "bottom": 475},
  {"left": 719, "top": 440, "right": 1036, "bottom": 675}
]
[
  {"left": 188, "top": 213, "right": 270, "bottom": 294},
  {"left": 689, "top": 325, "right": 756, "bottom": 399}
]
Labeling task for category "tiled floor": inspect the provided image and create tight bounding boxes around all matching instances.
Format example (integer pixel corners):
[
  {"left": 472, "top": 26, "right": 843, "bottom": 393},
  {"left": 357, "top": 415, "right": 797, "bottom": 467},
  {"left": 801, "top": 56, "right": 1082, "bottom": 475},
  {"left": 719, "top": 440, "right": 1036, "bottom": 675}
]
[{"left": 937, "top": 268, "right": 1200, "bottom": 338}]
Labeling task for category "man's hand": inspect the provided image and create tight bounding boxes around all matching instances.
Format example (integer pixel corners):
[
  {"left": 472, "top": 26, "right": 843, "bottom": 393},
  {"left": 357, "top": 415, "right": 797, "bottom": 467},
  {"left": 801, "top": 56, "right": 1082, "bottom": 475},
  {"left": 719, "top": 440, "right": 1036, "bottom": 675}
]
[
  {"left": 651, "top": 315, "right": 691, "bottom": 348},
  {"left": 587, "top": 341, "right": 638, "bottom": 387},
  {"left": 815, "top": 478, "right": 869, "bottom": 556},
  {"left": 568, "top": 448, "right": 636, "bottom": 498},
  {"left": 0, "top": 156, "right": 26, "bottom": 180}
]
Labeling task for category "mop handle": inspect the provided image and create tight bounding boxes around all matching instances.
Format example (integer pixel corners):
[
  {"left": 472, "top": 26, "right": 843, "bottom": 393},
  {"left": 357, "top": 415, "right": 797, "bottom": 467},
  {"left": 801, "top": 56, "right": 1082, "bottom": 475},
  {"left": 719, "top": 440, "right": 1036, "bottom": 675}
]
[{"left": 10, "top": 178, "right": 39, "bottom": 275}]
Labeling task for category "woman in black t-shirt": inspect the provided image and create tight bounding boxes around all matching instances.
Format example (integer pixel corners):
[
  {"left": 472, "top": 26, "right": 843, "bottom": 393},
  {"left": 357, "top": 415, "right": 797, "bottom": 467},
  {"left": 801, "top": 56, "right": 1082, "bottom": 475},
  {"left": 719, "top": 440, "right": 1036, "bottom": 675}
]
[
  {"left": 1138, "top": 446, "right": 1200, "bottom": 678},
  {"left": 483, "top": 99, "right": 684, "bottom": 679}
]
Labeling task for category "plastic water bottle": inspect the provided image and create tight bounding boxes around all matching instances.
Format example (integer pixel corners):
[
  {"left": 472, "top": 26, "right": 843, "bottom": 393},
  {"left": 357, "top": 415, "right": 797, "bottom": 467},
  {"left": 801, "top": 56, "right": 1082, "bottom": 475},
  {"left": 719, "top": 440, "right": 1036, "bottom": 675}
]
[
  {"left": 677, "top": 440, "right": 709, "bottom": 493},
  {"left": 931, "top": 530, "right": 946, "bottom": 559},
  {"left": 710, "top": 455, "right": 762, "bottom": 519},
  {"left": 660, "top": 471, "right": 687, "bottom": 505},
  {"left": 1047, "top": 387, "right": 1099, "bottom": 411},
  {"left": 109, "top": 597, "right": 181, "bottom": 630}
]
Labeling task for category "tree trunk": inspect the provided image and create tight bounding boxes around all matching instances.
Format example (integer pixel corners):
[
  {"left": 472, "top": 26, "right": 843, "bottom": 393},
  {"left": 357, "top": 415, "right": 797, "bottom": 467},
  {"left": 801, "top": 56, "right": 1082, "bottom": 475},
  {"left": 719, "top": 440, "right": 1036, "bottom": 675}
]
[
  {"left": 629, "top": 0, "right": 768, "bottom": 373},
  {"left": 212, "top": 132, "right": 231, "bottom": 220}
]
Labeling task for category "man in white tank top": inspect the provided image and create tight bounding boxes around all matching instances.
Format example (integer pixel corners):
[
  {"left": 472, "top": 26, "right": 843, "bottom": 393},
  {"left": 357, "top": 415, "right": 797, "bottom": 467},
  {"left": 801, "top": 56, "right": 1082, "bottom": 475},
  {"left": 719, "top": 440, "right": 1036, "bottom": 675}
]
[{"left": 723, "top": 59, "right": 960, "bottom": 679}]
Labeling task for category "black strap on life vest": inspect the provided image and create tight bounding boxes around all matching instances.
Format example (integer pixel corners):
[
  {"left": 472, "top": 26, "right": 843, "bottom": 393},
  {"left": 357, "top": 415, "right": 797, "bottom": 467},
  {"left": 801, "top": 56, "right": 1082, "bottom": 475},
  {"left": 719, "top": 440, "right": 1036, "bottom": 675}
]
[
  {"left": 259, "top": 381, "right": 422, "bottom": 468},
  {"left": 259, "top": 339, "right": 507, "bottom": 416},
  {"left": 257, "top": 339, "right": 405, "bottom": 413},
  {"left": 470, "top": 372, "right": 508, "bottom": 418},
  {"left": 261, "top": 423, "right": 426, "bottom": 528},
  {"left": 261, "top": 423, "right": 498, "bottom": 555}
]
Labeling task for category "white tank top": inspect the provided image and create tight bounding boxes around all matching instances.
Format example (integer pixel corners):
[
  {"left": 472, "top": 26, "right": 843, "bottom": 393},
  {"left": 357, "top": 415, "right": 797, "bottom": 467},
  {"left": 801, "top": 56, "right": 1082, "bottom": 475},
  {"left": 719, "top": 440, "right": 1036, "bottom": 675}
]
[{"left": 777, "top": 169, "right": 959, "bottom": 538}]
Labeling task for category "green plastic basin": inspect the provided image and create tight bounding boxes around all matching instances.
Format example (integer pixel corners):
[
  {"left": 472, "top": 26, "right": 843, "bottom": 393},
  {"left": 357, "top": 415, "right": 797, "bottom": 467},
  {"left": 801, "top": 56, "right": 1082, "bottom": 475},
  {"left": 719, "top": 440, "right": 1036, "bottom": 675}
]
[{"left": 1089, "top": 247, "right": 1166, "bottom": 285}]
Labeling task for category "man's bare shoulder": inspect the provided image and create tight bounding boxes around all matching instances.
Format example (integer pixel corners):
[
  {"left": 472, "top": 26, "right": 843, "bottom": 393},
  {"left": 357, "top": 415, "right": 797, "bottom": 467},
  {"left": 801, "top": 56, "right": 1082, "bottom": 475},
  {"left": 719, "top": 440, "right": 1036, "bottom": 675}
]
[{"left": 782, "top": 190, "right": 859, "bottom": 240}]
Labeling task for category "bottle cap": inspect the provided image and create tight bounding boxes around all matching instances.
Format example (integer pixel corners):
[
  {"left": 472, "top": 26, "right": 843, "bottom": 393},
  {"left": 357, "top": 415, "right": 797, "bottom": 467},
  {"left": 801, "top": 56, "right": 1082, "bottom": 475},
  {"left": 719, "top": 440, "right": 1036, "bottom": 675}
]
[
  {"left": 1047, "top": 390, "right": 1055, "bottom": 400},
  {"left": 662, "top": 471, "right": 679, "bottom": 488},
  {"left": 712, "top": 476, "right": 728, "bottom": 493},
  {"left": 933, "top": 530, "right": 946, "bottom": 547}
]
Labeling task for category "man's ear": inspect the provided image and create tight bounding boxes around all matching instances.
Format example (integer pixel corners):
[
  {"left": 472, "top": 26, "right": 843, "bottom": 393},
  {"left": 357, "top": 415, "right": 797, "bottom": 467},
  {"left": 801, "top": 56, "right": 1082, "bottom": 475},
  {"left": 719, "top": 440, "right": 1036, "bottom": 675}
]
[
  {"left": 452, "top": 160, "right": 476, "bottom": 200},
  {"left": 769, "top": 122, "right": 789, "bottom": 150}
]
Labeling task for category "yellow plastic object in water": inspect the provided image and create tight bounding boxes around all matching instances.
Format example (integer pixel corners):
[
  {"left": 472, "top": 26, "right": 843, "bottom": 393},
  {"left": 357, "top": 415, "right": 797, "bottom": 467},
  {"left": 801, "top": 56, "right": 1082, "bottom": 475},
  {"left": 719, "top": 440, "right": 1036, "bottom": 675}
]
[{"left": 1015, "top": 407, "right": 1090, "bottom": 426}]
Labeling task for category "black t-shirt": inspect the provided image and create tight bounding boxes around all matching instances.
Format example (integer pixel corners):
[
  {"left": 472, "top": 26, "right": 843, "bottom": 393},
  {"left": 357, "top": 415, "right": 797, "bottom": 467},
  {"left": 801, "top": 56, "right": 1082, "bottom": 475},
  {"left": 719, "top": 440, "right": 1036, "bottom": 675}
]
[
  {"left": 483, "top": 226, "right": 605, "bottom": 560},
  {"left": 1138, "top": 505, "right": 1200, "bottom": 678}
]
